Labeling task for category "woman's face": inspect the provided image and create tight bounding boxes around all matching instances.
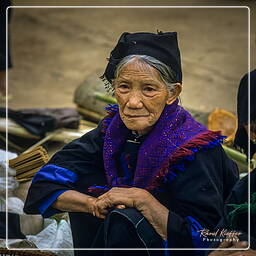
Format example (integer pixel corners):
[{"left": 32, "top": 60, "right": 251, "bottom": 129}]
[{"left": 113, "top": 58, "right": 180, "bottom": 135}]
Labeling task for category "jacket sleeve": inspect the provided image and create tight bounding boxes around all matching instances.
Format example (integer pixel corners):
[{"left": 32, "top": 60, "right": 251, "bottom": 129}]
[
  {"left": 166, "top": 145, "right": 239, "bottom": 249},
  {"left": 23, "top": 122, "right": 105, "bottom": 216}
]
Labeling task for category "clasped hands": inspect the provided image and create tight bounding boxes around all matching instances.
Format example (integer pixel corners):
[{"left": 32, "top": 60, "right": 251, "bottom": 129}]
[
  {"left": 90, "top": 187, "right": 150, "bottom": 219},
  {"left": 89, "top": 187, "right": 169, "bottom": 240}
]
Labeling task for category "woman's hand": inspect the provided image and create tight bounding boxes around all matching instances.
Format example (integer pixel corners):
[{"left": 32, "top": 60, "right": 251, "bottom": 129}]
[
  {"left": 92, "top": 187, "right": 144, "bottom": 218},
  {"left": 52, "top": 190, "right": 99, "bottom": 214},
  {"left": 208, "top": 241, "right": 255, "bottom": 256},
  {"left": 93, "top": 187, "right": 169, "bottom": 240}
]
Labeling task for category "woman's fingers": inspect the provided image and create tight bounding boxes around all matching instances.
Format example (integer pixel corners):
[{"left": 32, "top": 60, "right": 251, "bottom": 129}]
[
  {"left": 231, "top": 241, "right": 248, "bottom": 248},
  {"left": 209, "top": 241, "right": 249, "bottom": 256},
  {"left": 94, "top": 187, "right": 143, "bottom": 219},
  {"left": 98, "top": 192, "right": 123, "bottom": 206},
  {"left": 91, "top": 197, "right": 110, "bottom": 218},
  {"left": 218, "top": 240, "right": 233, "bottom": 248},
  {"left": 94, "top": 209, "right": 106, "bottom": 219},
  {"left": 93, "top": 200, "right": 126, "bottom": 219},
  {"left": 227, "top": 253, "right": 245, "bottom": 256},
  {"left": 115, "top": 204, "right": 126, "bottom": 209}
]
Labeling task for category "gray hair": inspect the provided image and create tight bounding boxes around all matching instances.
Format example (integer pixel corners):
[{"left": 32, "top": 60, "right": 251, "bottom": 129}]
[{"left": 111, "top": 55, "right": 178, "bottom": 94}]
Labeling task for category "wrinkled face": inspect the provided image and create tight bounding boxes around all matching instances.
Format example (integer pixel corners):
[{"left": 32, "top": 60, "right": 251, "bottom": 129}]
[{"left": 113, "top": 59, "right": 177, "bottom": 135}]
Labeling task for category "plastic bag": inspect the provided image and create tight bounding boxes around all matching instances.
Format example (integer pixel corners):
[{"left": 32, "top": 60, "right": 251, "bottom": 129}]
[
  {"left": 27, "top": 218, "right": 74, "bottom": 256},
  {"left": 0, "top": 149, "right": 18, "bottom": 197},
  {"left": 0, "top": 196, "right": 24, "bottom": 214}
]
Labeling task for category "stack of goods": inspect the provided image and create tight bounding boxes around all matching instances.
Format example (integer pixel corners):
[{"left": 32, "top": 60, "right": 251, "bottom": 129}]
[{"left": 9, "top": 146, "right": 49, "bottom": 182}]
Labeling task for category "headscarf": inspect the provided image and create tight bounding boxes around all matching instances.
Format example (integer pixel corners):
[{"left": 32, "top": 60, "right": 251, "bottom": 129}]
[
  {"left": 234, "top": 70, "right": 256, "bottom": 159},
  {"left": 101, "top": 31, "right": 182, "bottom": 86}
]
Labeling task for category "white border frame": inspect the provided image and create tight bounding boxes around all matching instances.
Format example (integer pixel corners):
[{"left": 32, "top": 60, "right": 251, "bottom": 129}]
[{"left": 5, "top": 5, "right": 250, "bottom": 252}]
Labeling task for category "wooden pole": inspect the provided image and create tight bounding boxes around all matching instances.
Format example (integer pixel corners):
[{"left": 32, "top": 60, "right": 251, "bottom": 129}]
[
  {"left": 222, "top": 145, "right": 256, "bottom": 171},
  {"left": 23, "top": 129, "right": 62, "bottom": 153}
]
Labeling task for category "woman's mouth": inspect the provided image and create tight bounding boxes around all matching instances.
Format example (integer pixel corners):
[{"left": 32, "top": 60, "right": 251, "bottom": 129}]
[{"left": 124, "top": 114, "right": 149, "bottom": 119}]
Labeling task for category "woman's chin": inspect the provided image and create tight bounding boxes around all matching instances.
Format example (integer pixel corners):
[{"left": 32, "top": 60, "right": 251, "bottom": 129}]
[{"left": 123, "top": 121, "right": 152, "bottom": 135}]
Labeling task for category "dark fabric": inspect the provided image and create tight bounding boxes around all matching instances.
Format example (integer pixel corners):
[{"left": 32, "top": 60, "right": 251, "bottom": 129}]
[
  {"left": 224, "top": 169, "right": 256, "bottom": 244},
  {"left": 103, "top": 208, "right": 165, "bottom": 256},
  {"left": 234, "top": 70, "right": 256, "bottom": 158},
  {"left": 0, "top": 0, "right": 12, "bottom": 70},
  {"left": 0, "top": 107, "right": 56, "bottom": 137},
  {"left": 71, "top": 208, "right": 165, "bottom": 256},
  {"left": 24, "top": 121, "right": 239, "bottom": 251},
  {"left": 70, "top": 210, "right": 163, "bottom": 256},
  {"left": 104, "top": 208, "right": 164, "bottom": 249},
  {"left": 20, "top": 108, "right": 80, "bottom": 129},
  {"left": 24, "top": 180, "right": 75, "bottom": 215},
  {"left": 0, "top": 107, "right": 80, "bottom": 137},
  {"left": 47, "top": 121, "right": 104, "bottom": 175},
  {"left": 0, "top": 212, "right": 26, "bottom": 239},
  {"left": 102, "top": 31, "right": 182, "bottom": 83},
  {"left": 69, "top": 212, "right": 103, "bottom": 249},
  {"left": 236, "top": 70, "right": 256, "bottom": 129},
  {"left": 207, "top": 169, "right": 256, "bottom": 254},
  {"left": 115, "top": 131, "right": 145, "bottom": 185},
  {"left": 165, "top": 144, "right": 239, "bottom": 248},
  {"left": 234, "top": 125, "right": 256, "bottom": 159}
]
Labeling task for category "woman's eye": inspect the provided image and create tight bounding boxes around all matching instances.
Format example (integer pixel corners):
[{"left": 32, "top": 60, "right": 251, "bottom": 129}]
[
  {"left": 118, "top": 84, "right": 129, "bottom": 89},
  {"left": 120, "top": 84, "right": 129, "bottom": 88},
  {"left": 144, "top": 87, "right": 155, "bottom": 92},
  {"left": 116, "top": 84, "right": 130, "bottom": 93}
]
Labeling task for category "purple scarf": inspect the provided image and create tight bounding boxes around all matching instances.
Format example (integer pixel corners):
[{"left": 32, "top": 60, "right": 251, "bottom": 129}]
[{"left": 88, "top": 99, "right": 224, "bottom": 194}]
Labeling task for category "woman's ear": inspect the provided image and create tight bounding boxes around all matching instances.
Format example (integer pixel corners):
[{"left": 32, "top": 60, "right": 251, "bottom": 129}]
[{"left": 166, "top": 83, "right": 182, "bottom": 105}]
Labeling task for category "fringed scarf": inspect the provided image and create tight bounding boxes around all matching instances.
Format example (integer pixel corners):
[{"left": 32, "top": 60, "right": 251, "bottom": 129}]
[{"left": 88, "top": 99, "right": 224, "bottom": 195}]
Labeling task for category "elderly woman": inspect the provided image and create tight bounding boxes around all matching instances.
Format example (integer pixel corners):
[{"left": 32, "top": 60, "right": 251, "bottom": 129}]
[{"left": 24, "top": 32, "right": 238, "bottom": 255}]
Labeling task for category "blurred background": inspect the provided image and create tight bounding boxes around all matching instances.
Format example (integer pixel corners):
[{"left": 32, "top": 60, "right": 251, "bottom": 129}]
[{"left": 5, "top": 0, "right": 254, "bottom": 113}]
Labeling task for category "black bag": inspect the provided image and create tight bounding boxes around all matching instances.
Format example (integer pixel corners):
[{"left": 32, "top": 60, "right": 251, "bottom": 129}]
[
  {"left": 0, "top": 107, "right": 80, "bottom": 137},
  {"left": 0, "top": 212, "right": 26, "bottom": 239}
]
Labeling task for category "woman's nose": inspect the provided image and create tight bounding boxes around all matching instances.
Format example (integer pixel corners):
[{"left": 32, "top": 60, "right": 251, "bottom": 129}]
[{"left": 126, "top": 91, "right": 143, "bottom": 109}]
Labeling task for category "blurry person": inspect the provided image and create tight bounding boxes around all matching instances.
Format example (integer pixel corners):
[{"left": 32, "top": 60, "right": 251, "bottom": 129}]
[{"left": 208, "top": 70, "right": 256, "bottom": 255}]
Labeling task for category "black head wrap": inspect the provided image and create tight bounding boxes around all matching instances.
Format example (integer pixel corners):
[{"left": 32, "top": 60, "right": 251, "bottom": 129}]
[
  {"left": 234, "top": 69, "right": 256, "bottom": 158},
  {"left": 101, "top": 31, "right": 182, "bottom": 85}
]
